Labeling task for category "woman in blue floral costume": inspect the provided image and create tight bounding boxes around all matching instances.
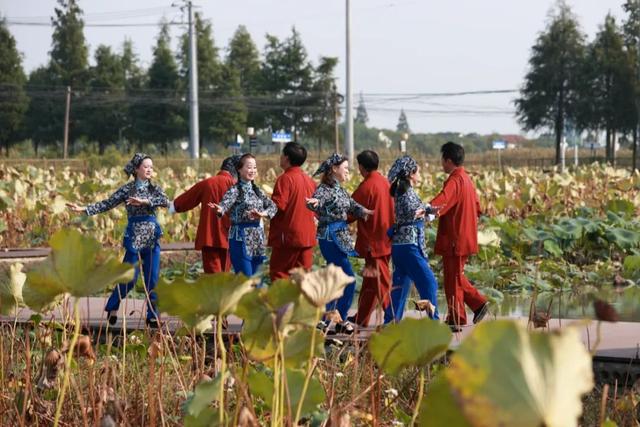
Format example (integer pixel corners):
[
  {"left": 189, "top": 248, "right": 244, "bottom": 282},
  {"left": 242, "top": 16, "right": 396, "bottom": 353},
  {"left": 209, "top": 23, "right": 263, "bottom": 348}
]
[
  {"left": 307, "top": 153, "right": 373, "bottom": 334},
  {"left": 67, "top": 153, "right": 168, "bottom": 327},
  {"left": 210, "top": 153, "right": 277, "bottom": 276},
  {"left": 384, "top": 155, "right": 440, "bottom": 323}
]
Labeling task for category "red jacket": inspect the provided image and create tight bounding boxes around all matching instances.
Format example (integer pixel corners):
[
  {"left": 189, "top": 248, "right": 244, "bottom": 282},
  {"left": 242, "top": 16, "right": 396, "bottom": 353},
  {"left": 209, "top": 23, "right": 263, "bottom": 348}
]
[
  {"left": 351, "top": 171, "right": 394, "bottom": 258},
  {"left": 430, "top": 167, "right": 481, "bottom": 256},
  {"left": 268, "top": 166, "right": 317, "bottom": 248},
  {"left": 173, "top": 170, "right": 235, "bottom": 250}
]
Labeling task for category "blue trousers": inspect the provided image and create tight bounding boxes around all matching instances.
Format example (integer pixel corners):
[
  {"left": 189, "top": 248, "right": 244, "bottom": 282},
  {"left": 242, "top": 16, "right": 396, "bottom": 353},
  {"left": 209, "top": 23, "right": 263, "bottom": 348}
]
[
  {"left": 384, "top": 244, "right": 440, "bottom": 323},
  {"left": 229, "top": 238, "right": 264, "bottom": 277},
  {"left": 105, "top": 243, "right": 161, "bottom": 321},
  {"left": 319, "top": 239, "right": 356, "bottom": 321}
]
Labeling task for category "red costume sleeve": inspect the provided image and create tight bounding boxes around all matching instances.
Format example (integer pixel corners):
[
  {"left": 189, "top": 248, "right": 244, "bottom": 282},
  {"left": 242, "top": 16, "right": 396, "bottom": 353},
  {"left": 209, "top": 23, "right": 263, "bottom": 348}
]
[
  {"left": 431, "top": 175, "right": 460, "bottom": 217},
  {"left": 173, "top": 180, "right": 205, "bottom": 212},
  {"left": 271, "top": 173, "right": 291, "bottom": 212}
]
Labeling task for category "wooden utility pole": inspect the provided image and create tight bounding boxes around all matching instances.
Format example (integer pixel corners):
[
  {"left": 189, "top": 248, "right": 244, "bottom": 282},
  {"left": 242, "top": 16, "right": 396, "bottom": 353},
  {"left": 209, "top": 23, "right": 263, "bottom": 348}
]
[
  {"left": 333, "top": 84, "right": 340, "bottom": 154},
  {"left": 63, "top": 86, "right": 71, "bottom": 159}
]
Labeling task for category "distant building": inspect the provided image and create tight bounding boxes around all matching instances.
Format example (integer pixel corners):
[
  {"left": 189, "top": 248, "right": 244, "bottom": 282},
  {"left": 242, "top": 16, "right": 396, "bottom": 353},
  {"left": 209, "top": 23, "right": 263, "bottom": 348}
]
[{"left": 500, "top": 134, "right": 527, "bottom": 149}]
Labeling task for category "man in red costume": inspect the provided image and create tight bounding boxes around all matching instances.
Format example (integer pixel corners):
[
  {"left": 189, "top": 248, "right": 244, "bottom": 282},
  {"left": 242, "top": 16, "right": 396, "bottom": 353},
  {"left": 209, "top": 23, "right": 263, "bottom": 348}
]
[
  {"left": 431, "top": 142, "right": 488, "bottom": 331},
  {"left": 171, "top": 156, "right": 238, "bottom": 273},
  {"left": 268, "top": 142, "right": 317, "bottom": 281},
  {"left": 351, "top": 150, "right": 394, "bottom": 326}
]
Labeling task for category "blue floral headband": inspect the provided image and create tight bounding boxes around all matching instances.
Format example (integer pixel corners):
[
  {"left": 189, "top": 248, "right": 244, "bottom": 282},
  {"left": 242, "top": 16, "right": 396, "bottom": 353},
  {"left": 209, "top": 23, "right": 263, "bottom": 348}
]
[
  {"left": 387, "top": 155, "right": 417, "bottom": 183},
  {"left": 124, "top": 153, "right": 151, "bottom": 177},
  {"left": 313, "top": 153, "right": 347, "bottom": 177}
]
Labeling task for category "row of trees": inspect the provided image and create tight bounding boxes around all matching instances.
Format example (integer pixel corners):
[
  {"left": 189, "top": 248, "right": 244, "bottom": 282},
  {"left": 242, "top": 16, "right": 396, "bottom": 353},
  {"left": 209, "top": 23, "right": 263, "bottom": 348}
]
[
  {"left": 516, "top": 0, "right": 640, "bottom": 166},
  {"left": 0, "top": 0, "right": 341, "bottom": 156}
]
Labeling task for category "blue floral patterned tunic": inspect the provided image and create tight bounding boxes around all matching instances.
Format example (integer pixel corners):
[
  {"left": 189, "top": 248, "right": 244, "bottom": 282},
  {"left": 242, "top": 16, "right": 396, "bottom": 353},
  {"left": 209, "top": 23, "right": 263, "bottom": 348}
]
[
  {"left": 307, "top": 179, "right": 367, "bottom": 255},
  {"left": 392, "top": 187, "right": 434, "bottom": 256},
  {"left": 218, "top": 180, "right": 277, "bottom": 258},
  {"left": 85, "top": 179, "right": 169, "bottom": 251}
]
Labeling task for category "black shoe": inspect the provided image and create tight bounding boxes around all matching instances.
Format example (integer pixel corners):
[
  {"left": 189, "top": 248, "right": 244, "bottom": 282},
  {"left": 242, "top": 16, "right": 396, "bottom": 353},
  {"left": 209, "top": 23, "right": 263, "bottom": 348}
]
[
  {"left": 448, "top": 324, "right": 462, "bottom": 333},
  {"left": 334, "top": 321, "right": 355, "bottom": 335},
  {"left": 107, "top": 312, "right": 117, "bottom": 326},
  {"left": 316, "top": 320, "right": 328, "bottom": 333},
  {"left": 473, "top": 302, "right": 490, "bottom": 324},
  {"left": 146, "top": 318, "right": 160, "bottom": 328}
]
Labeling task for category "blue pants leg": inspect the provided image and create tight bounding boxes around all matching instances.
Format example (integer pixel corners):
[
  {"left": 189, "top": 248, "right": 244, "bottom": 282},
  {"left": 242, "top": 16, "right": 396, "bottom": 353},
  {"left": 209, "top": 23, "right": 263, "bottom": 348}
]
[
  {"left": 229, "top": 239, "right": 263, "bottom": 276},
  {"left": 319, "top": 239, "right": 356, "bottom": 321},
  {"left": 385, "top": 244, "right": 440, "bottom": 323},
  {"left": 105, "top": 243, "right": 161, "bottom": 320},
  {"left": 384, "top": 269, "right": 411, "bottom": 323}
]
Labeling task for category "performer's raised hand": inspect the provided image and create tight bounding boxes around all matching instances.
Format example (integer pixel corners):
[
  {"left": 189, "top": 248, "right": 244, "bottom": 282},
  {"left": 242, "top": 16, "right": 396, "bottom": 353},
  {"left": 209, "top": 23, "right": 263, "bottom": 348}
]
[
  {"left": 66, "top": 202, "right": 86, "bottom": 213},
  {"left": 248, "top": 208, "right": 267, "bottom": 220},
  {"left": 208, "top": 202, "right": 223, "bottom": 215},
  {"left": 126, "top": 196, "right": 149, "bottom": 206}
]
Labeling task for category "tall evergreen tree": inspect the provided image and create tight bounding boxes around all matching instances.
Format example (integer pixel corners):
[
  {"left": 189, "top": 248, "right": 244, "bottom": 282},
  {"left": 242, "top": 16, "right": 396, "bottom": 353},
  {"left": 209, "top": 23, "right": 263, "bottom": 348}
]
[
  {"left": 0, "top": 18, "right": 28, "bottom": 156},
  {"left": 623, "top": 0, "right": 640, "bottom": 170},
  {"left": 226, "top": 25, "right": 261, "bottom": 127},
  {"left": 355, "top": 92, "right": 369, "bottom": 125},
  {"left": 396, "top": 108, "right": 410, "bottom": 133},
  {"left": 261, "top": 28, "right": 314, "bottom": 136},
  {"left": 84, "top": 45, "right": 126, "bottom": 154},
  {"left": 583, "top": 14, "right": 636, "bottom": 164},
  {"left": 137, "top": 23, "right": 185, "bottom": 154},
  {"left": 179, "top": 13, "right": 222, "bottom": 148},
  {"left": 24, "top": 67, "right": 58, "bottom": 156},
  {"left": 49, "top": 0, "right": 88, "bottom": 87},
  {"left": 209, "top": 64, "right": 247, "bottom": 146},
  {"left": 515, "top": 2, "right": 586, "bottom": 165},
  {"left": 120, "top": 39, "right": 146, "bottom": 148},
  {"left": 308, "top": 56, "right": 339, "bottom": 153}
]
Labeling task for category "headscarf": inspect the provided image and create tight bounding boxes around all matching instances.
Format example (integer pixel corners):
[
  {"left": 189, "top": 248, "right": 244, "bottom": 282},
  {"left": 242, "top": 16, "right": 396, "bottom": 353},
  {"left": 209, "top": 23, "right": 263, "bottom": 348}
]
[
  {"left": 313, "top": 153, "right": 347, "bottom": 177},
  {"left": 221, "top": 154, "right": 242, "bottom": 179},
  {"left": 387, "top": 155, "right": 417, "bottom": 183},
  {"left": 124, "top": 153, "right": 151, "bottom": 177}
]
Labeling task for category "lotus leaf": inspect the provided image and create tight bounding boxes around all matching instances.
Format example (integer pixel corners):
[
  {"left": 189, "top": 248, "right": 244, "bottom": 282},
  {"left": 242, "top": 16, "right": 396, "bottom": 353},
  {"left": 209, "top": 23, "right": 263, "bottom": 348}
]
[
  {"left": 605, "top": 227, "right": 640, "bottom": 250},
  {"left": 299, "top": 264, "right": 352, "bottom": 308},
  {"left": 23, "top": 229, "right": 134, "bottom": 311},
  {"left": 156, "top": 273, "right": 255, "bottom": 328},
  {"left": 443, "top": 320, "right": 593, "bottom": 427},
  {"left": 0, "top": 262, "right": 26, "bottom": 314},
  {"left": 369, "top": 317, "right": 452, "bottom": 375}
]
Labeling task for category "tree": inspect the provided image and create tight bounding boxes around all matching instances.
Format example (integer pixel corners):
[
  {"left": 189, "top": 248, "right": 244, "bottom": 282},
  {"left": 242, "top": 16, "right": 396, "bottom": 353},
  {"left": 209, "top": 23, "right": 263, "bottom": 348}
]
[
  {"left": 0, "top": 18, "right": 28, "bottom": 156},
  {"left": 84, "top": 45, "right": 126, "bottom": 154},
  {"left": 355, "top": 92, "right": 369, "bottom": 125},
  {"left": 583, "top": 14, "right": 636, "bottom": 164},
  {"left": 622, "top": 0, "right": 640, "bottom": 170},
  {"left": 179, "top": 13, "right": 222, "bottom": 148},
  {"left": 208, "top": 64, "right": 247, "bottom": 146},
  {"left": 515, "top": 2, "right": 586, "bottom": 165},
  {"left": 120, "top": 39, "right": 146, "bottom": 149},
  {"left": 24, "top": 67, "right": 59, "bottom": 156},
  {"left": 261, "top": 28, "right": 314, "bottom": 136},
  {"left": 308, "top": 57, "right": 339, "bottom": 154},
  {"left": 226, "top": 25, "right": 261, "bottom": 127},
  {"left": 135, "top": 24, "right": 185, "bottom": 154},
  {"left": 396, "top": 108, "right": 410, "bottom": 133}
]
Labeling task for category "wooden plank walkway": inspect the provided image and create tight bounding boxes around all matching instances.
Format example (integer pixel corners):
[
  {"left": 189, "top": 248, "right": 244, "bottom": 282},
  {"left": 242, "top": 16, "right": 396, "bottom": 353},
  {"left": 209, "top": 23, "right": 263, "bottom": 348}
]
[
  {"left": 0, "top": 242, "right": 195, "bottom": 260},
  {"left": 2, "top": 297, "right": 638, "bottom": 362}
]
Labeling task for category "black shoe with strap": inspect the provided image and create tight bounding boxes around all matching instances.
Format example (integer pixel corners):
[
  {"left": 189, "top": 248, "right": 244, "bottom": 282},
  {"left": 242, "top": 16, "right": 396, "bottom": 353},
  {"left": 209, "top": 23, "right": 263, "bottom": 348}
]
[
  {"left": 107, "top": 312, "right": 117, "bottom": 326},
  {"left": 146, "top": 318, "right": 160, "bottom": 328},
  {"left": 448, "top": 323, "right": 462, "bottom": 333},
  {"left": 473, "top": 302, "right": 490, "bottom": 324},
  {"left": 334, "top": 321, "right": 355, "bottom": 335}
]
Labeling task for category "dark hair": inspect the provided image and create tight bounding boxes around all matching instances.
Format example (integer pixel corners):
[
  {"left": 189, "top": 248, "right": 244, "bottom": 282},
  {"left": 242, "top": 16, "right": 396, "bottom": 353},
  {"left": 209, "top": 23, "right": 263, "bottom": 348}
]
[
  {"left": 441, "top": 141, "right": 464, "bottom": 166},
  {"left": 282, "top": 142, "right": 307, "bottom": 166},
  {"left": 235, "top": 153, "right": 263, "bottom": 198},
  {"left": 389, "top": 164, "right": 417, "bottom": 198},
  {"left": 356, "top": 150, "right": 379, "bottom": 172},
  {"left": 321, "top": 159, "right": 348, "bottom": 186}
]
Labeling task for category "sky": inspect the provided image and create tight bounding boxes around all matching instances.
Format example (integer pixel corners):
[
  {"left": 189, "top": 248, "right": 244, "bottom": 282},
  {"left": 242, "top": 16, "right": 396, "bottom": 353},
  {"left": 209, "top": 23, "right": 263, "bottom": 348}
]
[{"left": 1, "top": 0, "right": 628, "bottom": 135}]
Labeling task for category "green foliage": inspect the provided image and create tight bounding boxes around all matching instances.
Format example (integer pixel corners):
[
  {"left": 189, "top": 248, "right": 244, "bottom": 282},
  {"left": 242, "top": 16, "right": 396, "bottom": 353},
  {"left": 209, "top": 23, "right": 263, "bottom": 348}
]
[
  {"left": 0, "top": 18, "right": 28, "bottom": 156},
  {"left": 369, "top": 317, "right": 452, "bottom": 375},
  {"left": 183, "top": 373, "right": 226, "bottom": 426},
  {"left": 23, "top": 228, "right": 134, "bottom": 312}
]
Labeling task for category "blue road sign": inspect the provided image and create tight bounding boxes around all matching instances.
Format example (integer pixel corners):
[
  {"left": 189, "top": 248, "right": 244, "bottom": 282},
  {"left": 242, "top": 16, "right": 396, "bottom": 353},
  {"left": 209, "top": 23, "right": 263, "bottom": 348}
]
[
  {"left": 492, "top": 140, "right": 506, "bottom": 150},
  {"left": 272, "top": 132, "right": 292, "bottom": 143}
]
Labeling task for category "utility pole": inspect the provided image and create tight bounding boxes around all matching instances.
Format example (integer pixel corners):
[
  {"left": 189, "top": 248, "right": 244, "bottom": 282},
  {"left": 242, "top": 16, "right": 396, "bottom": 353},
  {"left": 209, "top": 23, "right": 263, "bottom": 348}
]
[
  {"left": 187, "top": 1, "right": 200, "bottom": 159},
  {"left": 345, "top": 0, "right": 354, "bottom": 163},
  {"left": 333, "top": 84, "right": 340, "bottom": 153},
  {"left": 63, "top": 86, "right": 70, "bottom": 159}
]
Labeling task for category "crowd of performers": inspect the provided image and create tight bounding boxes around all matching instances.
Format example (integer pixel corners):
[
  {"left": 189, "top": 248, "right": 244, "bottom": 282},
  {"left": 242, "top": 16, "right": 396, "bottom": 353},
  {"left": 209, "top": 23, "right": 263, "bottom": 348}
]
[{"left": 67, "top": 141, "right": 489, "bottom": 333}]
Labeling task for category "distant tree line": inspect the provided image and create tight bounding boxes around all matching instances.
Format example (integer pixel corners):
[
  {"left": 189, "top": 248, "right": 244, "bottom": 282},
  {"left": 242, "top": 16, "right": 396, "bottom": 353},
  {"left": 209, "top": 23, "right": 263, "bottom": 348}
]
[
  {"left": 0, "top": 0, "right": 340, "bottom": 157},
  {"left": 516, "top": 0, "right": 640, "bottom": 168}
]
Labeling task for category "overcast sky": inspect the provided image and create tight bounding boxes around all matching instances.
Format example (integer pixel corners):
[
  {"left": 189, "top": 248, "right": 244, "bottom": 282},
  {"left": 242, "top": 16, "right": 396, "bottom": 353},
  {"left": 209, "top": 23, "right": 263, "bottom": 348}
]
[{"left": 1, "top": 0, "right": 627, "bottom": 135}]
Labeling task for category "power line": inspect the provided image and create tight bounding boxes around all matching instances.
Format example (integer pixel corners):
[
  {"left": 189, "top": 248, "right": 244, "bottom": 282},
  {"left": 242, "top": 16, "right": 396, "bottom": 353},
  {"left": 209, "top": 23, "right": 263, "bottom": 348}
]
[{"left": 5, "top": 21, "right": 185, "bottom": 28}]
